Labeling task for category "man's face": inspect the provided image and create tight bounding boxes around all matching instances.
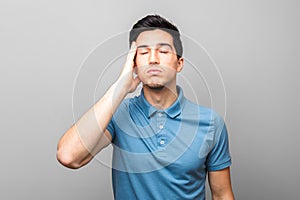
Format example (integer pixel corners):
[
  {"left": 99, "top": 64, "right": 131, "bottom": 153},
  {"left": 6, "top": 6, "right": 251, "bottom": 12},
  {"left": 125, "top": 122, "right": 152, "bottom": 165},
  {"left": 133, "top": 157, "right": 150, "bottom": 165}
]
[{"left": 134, "top": 29, "right": 184, "bottom": 89}]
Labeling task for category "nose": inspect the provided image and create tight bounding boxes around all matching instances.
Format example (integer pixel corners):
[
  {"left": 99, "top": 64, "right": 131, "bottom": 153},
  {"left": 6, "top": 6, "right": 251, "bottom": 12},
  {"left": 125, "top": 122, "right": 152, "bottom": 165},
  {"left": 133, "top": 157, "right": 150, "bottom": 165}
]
[{"left": 149, "top": 49, "right": 159, "bottom": 65}]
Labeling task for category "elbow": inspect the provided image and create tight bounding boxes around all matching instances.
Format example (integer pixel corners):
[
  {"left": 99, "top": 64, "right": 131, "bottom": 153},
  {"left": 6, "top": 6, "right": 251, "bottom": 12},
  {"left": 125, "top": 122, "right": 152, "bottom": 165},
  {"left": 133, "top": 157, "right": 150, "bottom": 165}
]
[{"left": 56, "top": 147, "right": 82, "bottom": 169}]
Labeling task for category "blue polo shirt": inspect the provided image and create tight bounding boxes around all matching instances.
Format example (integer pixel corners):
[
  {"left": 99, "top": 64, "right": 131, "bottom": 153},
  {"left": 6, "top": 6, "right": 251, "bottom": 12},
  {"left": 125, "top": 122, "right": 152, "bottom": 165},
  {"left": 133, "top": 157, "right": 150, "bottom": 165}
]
[{"left": 107, "top": 86, "right": 231, "bottom": 200}]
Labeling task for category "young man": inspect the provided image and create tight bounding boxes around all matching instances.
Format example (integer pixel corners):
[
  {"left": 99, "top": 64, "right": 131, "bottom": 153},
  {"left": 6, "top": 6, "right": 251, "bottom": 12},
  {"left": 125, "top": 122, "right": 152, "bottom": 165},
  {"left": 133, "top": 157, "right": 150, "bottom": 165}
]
[{"left": 57, "top": 15, "right": 235, "bottom": 200}]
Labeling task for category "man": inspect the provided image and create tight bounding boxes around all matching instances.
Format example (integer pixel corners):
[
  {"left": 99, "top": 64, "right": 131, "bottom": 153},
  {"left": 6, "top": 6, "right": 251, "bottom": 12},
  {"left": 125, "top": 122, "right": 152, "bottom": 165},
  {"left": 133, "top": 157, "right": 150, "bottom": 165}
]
[{"left": 57, "top": 14, "right": 235, "bottom": 200}]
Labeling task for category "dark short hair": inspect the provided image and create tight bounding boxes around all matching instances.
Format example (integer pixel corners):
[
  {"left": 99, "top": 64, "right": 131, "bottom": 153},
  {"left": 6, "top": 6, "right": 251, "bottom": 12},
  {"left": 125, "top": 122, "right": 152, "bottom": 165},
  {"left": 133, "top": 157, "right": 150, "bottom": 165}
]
[{"left": 129, "top": 14, "right": 183, "bottom": 59}]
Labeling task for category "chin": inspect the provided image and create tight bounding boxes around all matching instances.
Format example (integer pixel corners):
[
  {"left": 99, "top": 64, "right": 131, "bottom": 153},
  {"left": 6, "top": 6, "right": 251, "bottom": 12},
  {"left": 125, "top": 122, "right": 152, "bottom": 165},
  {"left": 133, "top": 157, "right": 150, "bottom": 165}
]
[{"left": 144, "top": 83, "right": 165, "bottom": 90}]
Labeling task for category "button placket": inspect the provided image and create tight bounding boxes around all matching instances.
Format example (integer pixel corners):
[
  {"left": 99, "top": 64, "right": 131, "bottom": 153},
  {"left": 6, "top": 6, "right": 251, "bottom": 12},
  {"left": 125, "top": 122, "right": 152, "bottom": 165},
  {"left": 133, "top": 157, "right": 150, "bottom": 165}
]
[
  {"left": 156, "top": 111, "right": 167, "bottom": 147},
  {"left": 159, "top": 124, "right": 164, "bottom": 130},
  {"left": 156, "top": 111, "right": 165, "bottom": 132}
]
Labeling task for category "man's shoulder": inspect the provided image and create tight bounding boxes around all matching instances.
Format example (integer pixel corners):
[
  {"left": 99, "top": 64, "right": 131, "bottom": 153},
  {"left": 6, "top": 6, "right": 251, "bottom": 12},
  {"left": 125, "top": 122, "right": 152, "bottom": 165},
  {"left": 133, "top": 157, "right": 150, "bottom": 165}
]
[
  {"left": 116, "top": 96, "right": 140, "bottom": 112},
  {"left": 184, "top": 99, "right": 215, "bottom": 114},
  {"left": 183, "top": 99, "right": 224, "bottom": 122}
]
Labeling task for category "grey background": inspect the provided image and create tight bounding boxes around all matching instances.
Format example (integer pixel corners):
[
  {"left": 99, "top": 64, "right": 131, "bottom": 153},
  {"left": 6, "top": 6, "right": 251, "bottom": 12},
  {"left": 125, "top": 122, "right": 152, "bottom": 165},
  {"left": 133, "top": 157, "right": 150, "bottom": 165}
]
[{"left": 1, "top": 0, "right": 299, "bottom": 199}]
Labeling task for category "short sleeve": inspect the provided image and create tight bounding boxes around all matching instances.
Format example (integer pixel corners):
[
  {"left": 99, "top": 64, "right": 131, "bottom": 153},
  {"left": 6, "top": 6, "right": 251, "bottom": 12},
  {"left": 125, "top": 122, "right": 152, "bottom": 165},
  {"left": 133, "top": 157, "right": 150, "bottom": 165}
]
[
  {"left": 206, "top": 113, "right": 232, "bottom": 171},
  {"left": 106, "top": 118, "right": 115, "bottom": 141},
  {"left": 105, "top": 99, "right": 131, "bottom": 143}
]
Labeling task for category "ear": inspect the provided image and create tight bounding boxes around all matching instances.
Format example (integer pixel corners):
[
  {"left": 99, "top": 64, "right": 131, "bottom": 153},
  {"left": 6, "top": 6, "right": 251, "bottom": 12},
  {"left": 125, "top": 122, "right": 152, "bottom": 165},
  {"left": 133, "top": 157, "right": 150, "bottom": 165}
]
[{"left": 176, "top": 57, "right": 184, "bottom": 72}]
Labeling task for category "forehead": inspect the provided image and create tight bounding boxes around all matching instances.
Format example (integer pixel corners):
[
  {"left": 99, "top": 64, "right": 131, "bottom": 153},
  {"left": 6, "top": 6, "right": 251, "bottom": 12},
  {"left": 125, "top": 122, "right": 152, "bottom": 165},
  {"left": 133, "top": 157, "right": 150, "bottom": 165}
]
[{"left": 135, "top": 29, "right": 174, "bottom": 47}]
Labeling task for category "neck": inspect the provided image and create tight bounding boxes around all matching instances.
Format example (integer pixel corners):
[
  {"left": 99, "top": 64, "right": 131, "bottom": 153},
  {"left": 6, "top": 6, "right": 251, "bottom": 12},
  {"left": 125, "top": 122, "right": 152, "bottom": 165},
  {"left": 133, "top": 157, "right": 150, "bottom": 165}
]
[{"left": 143, "top": 85, "right": 178, "bottom": 110}]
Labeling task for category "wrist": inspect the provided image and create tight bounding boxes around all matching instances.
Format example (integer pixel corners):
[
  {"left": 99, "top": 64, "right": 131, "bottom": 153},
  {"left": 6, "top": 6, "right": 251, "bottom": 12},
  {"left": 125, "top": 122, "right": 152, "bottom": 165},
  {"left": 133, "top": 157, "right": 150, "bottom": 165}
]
[{"left": 111, "top": 80, "right": 129, "bottom": 99}]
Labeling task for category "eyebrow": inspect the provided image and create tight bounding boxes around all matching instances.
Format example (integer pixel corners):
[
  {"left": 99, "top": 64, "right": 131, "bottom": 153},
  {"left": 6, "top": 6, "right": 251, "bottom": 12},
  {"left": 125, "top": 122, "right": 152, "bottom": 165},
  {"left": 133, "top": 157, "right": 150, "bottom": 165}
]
[{"left": 137, "top": 43, "right": 174, "bottom": 50}]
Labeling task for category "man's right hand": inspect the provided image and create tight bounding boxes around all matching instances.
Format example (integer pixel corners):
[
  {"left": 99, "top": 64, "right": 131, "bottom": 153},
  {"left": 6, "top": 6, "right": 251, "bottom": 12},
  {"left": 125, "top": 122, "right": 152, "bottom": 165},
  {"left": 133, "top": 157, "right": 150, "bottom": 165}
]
[{"left": 117, "top": 42, "right": 141, "bottom": 94}]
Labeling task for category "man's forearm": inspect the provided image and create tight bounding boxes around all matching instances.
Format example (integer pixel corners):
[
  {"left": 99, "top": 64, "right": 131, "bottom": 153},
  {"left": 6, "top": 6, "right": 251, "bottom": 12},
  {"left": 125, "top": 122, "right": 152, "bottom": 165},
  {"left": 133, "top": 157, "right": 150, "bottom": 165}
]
[
  {"left": 56, "top": 81, "right": 128, "bottom": 168},
  {"left": 77, "top": 81, "right": 128, "bottom": 149}
]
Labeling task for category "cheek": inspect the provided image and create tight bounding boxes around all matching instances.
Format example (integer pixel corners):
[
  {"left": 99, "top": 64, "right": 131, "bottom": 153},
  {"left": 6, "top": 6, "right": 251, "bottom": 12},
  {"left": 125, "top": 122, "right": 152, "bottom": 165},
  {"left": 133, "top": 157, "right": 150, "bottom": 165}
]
[
  {"left": 159, "top": 55, "right": 178, "bottom": 66},
  {"left": 135, "top": 55, "right": 148, "bottom": 67},
  {"left": 163, "top": 60, "right": 179, "bottom": 71},
  {"left": 135, "top": 65, "right": 146, "bottom": 77}
]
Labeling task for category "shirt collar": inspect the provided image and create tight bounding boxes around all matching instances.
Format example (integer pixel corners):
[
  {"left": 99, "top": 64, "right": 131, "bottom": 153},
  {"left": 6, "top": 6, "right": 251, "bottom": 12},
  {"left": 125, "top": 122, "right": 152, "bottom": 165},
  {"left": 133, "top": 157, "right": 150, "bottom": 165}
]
[{"left": 138, "top": 86, "right": 186, "bottom": 119}]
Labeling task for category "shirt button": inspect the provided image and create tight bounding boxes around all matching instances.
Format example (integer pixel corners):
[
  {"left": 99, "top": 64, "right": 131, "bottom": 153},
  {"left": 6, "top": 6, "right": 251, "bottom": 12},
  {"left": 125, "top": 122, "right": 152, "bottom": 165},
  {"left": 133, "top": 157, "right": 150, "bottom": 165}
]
[
  {"left": 159, "top": 140, "right": 165, "bottom": 145},
  {"left": 158, "top": 112, "right": 163, "bottom": 117},
  {"left": 159, "top": 124, "right": 164, "bottom": 129}
]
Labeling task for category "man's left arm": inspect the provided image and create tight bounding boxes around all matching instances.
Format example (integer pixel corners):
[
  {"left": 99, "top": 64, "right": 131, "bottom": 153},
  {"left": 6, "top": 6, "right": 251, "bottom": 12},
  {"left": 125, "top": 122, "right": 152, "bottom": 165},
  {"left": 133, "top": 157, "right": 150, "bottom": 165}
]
[{"left": 208, "top": 167, "right": 235, "bottom": 200}]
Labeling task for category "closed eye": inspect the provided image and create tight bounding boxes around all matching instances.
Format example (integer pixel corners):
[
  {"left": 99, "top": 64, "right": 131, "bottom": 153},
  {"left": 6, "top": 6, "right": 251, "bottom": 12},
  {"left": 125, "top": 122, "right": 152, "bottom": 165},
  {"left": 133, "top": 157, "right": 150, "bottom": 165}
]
[
  {"left": 158, "top": 45, "right": 172, "bottom": 54},
  {"left": 159, "top": 50, "right": 169, "bottom": 54},
  {"left": 137, "top": 48, "right": 149, "bottom": 55}
]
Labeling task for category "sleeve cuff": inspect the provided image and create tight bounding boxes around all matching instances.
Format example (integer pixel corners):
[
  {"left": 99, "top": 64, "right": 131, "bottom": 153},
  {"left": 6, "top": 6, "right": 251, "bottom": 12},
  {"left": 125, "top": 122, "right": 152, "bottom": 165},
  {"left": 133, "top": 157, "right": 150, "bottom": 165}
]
[{"left": 207, "top": 159, "right": 232, "bottom": 171}]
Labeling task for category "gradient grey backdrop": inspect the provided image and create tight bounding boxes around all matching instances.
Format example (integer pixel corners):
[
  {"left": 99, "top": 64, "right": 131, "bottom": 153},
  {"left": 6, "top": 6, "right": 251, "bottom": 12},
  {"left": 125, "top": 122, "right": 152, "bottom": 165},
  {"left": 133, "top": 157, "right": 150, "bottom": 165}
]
[{"left": 1, "top": 0, "right": 299, "bottom": 199}]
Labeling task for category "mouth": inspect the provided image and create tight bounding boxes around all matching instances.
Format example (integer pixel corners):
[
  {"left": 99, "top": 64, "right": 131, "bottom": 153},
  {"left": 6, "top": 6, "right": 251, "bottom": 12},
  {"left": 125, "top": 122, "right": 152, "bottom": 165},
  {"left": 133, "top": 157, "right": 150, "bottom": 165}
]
[{"left": 146, "top": 67, "right": 162, "bottom": 75}]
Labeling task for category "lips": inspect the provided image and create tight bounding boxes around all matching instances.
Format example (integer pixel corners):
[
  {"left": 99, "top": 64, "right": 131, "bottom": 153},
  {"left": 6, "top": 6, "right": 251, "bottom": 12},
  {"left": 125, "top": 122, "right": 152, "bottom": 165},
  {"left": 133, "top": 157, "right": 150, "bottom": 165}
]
[{"left": 146, "top": 67, "right": 162, "bottom": 75}]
